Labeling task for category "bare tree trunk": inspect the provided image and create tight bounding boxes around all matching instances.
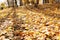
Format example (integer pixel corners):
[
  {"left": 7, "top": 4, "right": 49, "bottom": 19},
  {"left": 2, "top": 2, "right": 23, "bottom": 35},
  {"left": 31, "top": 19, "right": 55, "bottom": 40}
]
[
  {"left": 43, "top": 0, "right": 49, "bottom": 3},
  {"left": 7, "top": 0, "right": 10, "bottom": 7},
  {"left": 37, "top": 0, "right": 39, "bottom": 4},
  {"left": 12, "top": 0, "right": 14, "bottom": 7},
  {"left": 25, "top": 0, "right": 30, "bottom": 6},
  {"left": 15, "top": 0, "right": 18, "bottom": 7},
  {"left": 31, "top": 0, "right": 34, "bottom": 4},
  {"left": 7, "top": 0, "right": 14, "bottom": 7},
  {"left": 20, "top": 0, "right": 23, "bottom": 6},
  {"left": 34, "top": 0, "right": 39, "bottom": 7},
  {"left": 26, "top": 0, "right": 30, "bottom": 4}
]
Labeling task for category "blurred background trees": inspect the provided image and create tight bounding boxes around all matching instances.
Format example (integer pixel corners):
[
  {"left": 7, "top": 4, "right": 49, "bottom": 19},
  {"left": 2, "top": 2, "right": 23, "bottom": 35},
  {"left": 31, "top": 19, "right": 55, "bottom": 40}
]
[
  {"left": 6, "top": 0, "right": 40, "bottom": 7},
  {"left": 7, "top": 0, "right": 14, "bottom": 7},
  {"left": 15, "top": 0, "right": 17, "bottom": 5},
  {"left": 0, "top": 3, "right": 6, "bottom": 10},
  {"left": 0, "top": 0, "right": 60, "bottom": 9},
  {"left": 20, "top": 0, "right": 23, "bottom": 6}
]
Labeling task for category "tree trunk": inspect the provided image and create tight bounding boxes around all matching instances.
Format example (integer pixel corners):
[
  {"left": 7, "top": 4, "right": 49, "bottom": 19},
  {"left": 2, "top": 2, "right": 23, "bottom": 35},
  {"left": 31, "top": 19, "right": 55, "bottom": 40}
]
[
  {"left": 7, "top": 0, "right": 15, "bottom": 7},
  {"left": 34, "top": 0, "right": 39, "bottom": 7},
  {"left": 26, "top": 0, "right": 30, "bottom": 4},
  {"left": 43, "top": 0, "right": 49, "bottom": 3},
  {"left": 20, "top": 0, "right": 23, "bottom": 6},
  {"left": 7, "top": 0, "right": 10, "bottom": 7},
  {"left": 37, "top": 0, "right": 39, "bottom": 4},
  {"left": 15, "top": 0, "right": 18, "bottom": 7},
  {"left": 31, "top": 0, "right": 34, "bottom": 4},
  {"left": 12, "top": 0, "right": 14, "bottom": 7}
]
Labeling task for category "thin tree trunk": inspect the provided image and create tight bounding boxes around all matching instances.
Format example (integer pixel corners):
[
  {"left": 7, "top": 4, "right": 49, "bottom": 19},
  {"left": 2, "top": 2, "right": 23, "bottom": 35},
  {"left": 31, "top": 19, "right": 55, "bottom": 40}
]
[
  {"left": 12, "top": 0, "right": 14, "bottom": 7},
  {"left": 26, "top": 0, "right": 30, "bottom": 4},
  {"left": 20, "top": 0, "right": 23, "bottom": 6},
  {"left": 34, "top": 0, "right": 39, "bottom": 7},
  {"left": 43, "top": 0, "right": 49, "bottom": 3},
  {"left": 37, "top": 0, "right": 39, "bottom": 4},
  {"left": 7, "top": 0, "right": 10, "bottom": 7},
  {"left": 31, "top": 0, "right": 34, "bottom": 4},
  {"left": 7, "top": 0, "right": 14, "bottom": 7},
  {"left": 15, "top": 0, "right": 18, "bottom": 7}
]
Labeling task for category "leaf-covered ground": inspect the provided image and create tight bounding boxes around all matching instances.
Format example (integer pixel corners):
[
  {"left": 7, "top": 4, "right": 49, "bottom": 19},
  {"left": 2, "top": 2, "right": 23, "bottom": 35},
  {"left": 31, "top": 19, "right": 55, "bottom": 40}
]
[{"left": 0, "top": 4, "right": 60, "bottom": 40}]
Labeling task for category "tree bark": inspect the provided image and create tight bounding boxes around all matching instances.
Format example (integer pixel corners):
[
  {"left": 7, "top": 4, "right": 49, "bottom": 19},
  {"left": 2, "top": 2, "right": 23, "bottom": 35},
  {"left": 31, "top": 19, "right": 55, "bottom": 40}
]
[
  {"left": 15, "top": 0, "right": 18, "bottom": 7},
  {"left": 34, "top": 0, "right": 39, "bottom": 7},
  {"left": 7, "top": 0, "right": 10, "bottom": 7},
  {"left": 37, "top": 0, "right": 39, "bottom": 4},
  {"left": 12, "top": 0, "right": 14, "bottom": 7},
  {"left": 26, "top": 0, "right": 30, "bottom": 4},
  {"left": 20, "top": 0, "right": 23, "bottom": 6},
  {"left": 43, "top": 0, "right": 49, "bottom": 3},
  {"left": 7, "top": 0, "right": 15, "bottom": 7},
  {"left": 31, "top": 0, "right": 34, "bottom": 4}
]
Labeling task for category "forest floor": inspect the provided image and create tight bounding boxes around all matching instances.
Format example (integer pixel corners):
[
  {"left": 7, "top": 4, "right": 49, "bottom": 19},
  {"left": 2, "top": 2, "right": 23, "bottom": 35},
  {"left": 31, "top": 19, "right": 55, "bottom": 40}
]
[{"left": 0, "top": 4, "right": 60, "bottom": 40}]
